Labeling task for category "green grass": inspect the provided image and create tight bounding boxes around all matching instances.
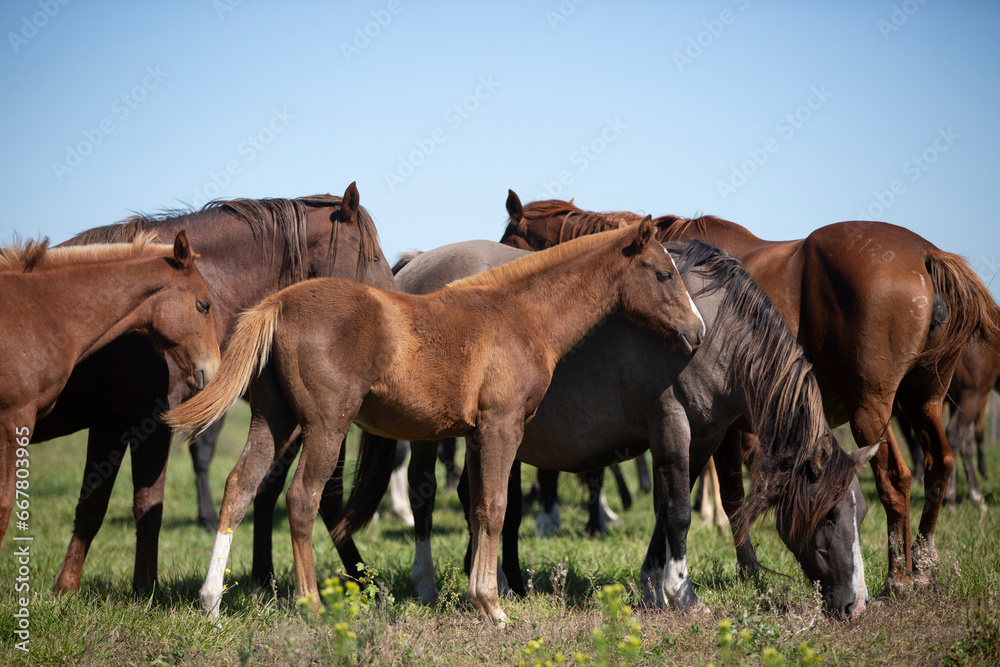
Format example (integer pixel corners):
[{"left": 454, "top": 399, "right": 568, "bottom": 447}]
[{"left": 2, "top": 405, "right": 999, "bottom": 665}]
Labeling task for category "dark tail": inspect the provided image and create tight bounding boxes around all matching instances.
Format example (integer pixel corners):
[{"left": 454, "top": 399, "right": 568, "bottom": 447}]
[
  {"left": 330, "top": 431, "right": 397, "bottom": 546},
  {"left": 920, "top": 248, "right": 1000, "bottom": 373}
]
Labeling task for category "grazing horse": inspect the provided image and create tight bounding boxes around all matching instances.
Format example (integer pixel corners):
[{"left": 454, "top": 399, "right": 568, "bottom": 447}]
[
  {"left": 0, "top": 233, "right": 220, "bottom": 544},
  {"left": 501, "top": 192, "right": 1000, "bottom": 594},
  {"left": 32, "top": 183, "right": 394, "bottom": 595},
  {"left": 340, "top": 239, "right": 878, "bottom": 619},
  {"left": 165, "top": 219, "right": 706, "bottom": 624}
]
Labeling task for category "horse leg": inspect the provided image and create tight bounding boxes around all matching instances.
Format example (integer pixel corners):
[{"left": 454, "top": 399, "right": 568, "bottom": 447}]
[
  {"left": 635, "top": 453, "right": 652, "bottom": 494},
  {"left": 458, "top": 453, "right": 515, "bottom": 597},
  {"left": 849, "top": 400, "right": 916, "bottom": 591},
  {"left": 251, "top": 431, "right": 302, "bottom": 587},
  {"left": 641, "top": 411, "right": 703, "bottom": 611},
  {"left": 535, "top": 468, "right": 561, "bottom": 536},
  {"left": 190, "top": 418, "right": 225, "bottom": 533},
  {"left": 408, "top": 440, "right": 440, "bottom": 603},
  {"left": 896, "top": 409, "right": 924, "bottom": 483},
  {"left": 318, "top": 438, "right": 366, "bottom": 582},
  {"left": 501, "top": 462, "right": 525, "bottom": 597},
  {"left": 584, "top": 469, "right": 606, "bottom": 536},
  {"left": 53, "top": 426, "right": 126, "bottom": 593},
  {"left": 696, "top": 465, "right": 712, "bottom": 524},
  {"left": 465, "top": 418, "right": 521, "bottom": 624},
  {"left": 712, "top": 430, "right": 756, "bottom": 576},
  {"left": 286, "top": 425, "right": 351, "bottom": 611},
  {"left": 708, "top": 457, "right": 728, "bottom": 530},
  {"left": 129, "top": 422, "right": 173, "bottom": 595},
  {"left": 202, "top": 368, "right": 297, "bottom": 618},
  {"left": 438, "top": 437, "right": 461, "bottom": 489},
  {"left": 945, "top": 398, "right": 985, "bottom": 511},
  {"left": 975, "top": 394, "right": 989, "bottom": 480},
  {"left": 389, "top": 441, "right": 414, "bottom": 525},
  {"left": 896, "top": 372, "right": 954, "bottom": 585},
  {"left": 610, "top": 463, "right": 632, "bottom": 511}
]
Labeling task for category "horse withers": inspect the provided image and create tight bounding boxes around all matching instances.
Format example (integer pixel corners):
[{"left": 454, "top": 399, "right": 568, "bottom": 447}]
[{"left": 165, "top": 218, "right": 705, "bottom": 625}]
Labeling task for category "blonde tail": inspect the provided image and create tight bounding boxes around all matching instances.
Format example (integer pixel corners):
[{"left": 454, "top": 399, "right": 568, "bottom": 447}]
[{"left": 164, "top": 296, "right": 283, "bottom": 438}]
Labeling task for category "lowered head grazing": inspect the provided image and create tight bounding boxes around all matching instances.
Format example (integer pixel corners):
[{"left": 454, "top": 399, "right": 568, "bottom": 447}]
[{"left": 773, "top": 437, "right": 880, "bottom": 621}]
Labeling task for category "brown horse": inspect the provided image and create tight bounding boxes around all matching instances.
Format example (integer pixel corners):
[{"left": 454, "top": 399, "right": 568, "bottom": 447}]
[
  {"left": 942, "top": 336, "right": 1000, "bottom": 510},
  {"left": 165, "top": 218, "right": 706, "bottom": 624},
  {"left": 502, "top": 191, "right": 1000, "bottom": 594},
  {"left": 0, "top": 232, "right": 219, "bottom": 545},
  {"left": 32, "top": 183, "right": 395, "bottom": 595}
]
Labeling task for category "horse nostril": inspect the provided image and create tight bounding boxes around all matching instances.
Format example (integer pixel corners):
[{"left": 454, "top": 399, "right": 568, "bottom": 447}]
[{"left": 843, "top": 600, "right": 857, "bottom": 620}]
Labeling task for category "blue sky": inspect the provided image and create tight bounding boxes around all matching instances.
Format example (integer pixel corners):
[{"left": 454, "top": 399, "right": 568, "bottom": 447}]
[{"left": 2, "top": 1, "right": 998, "bottom": 296}]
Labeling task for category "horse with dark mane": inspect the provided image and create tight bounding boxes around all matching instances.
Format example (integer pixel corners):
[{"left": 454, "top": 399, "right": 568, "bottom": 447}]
[
  {"left": 0, "top": 232, "right": 219, "bottom": 546},
  {"left": 502, "top": 191, "right": 1000, "bottom": 594},
  {"left": 164, "top": 219, "right": 706, "bottom": 624},
  {"left": 31, "top": 183, "right": 395, "bottom": 595},
  {"left": 334, "top": 238, "right": 876, "bottom": 619}
]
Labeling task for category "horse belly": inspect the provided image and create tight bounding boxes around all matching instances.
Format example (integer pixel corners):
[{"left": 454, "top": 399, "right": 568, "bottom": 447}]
[{"left": 353, "top": 393, "right": 474, "bottom": 442}]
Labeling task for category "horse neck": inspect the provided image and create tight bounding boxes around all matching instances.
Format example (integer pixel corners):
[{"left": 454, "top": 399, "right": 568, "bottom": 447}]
[
  {"left": 21, "top": 258, "right": 176, "bottom": 363},
  {"left": 661, "top": 217, "right": 766, "bottom": 256},
  {"left": 146, "top": 213, "right": 303, "bottom": 334},
  {"left": 487, "top": 246, "right": 626, "bottom": 363}
]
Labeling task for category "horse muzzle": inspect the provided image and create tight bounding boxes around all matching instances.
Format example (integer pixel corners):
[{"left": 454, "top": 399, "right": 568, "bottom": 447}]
[{"left": 187, "top": 358, "right": 219, "bottom": 392}]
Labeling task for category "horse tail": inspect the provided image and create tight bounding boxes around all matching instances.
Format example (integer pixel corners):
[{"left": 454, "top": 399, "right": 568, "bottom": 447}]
[
  {"left": 164, "top": 295, "right": 283, "bottom": 438},
  {"left": 920, "top": 248, "right": 1000, "bottom": 373},
  {"left": 330, "top": 432, "right": 397, "bottom": 545}
]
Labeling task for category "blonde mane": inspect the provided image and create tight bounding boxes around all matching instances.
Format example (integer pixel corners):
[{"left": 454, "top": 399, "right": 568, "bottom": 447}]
[
  {"left": 449, "top": 225, "right": 630, "bottom": 291},
  {"left": 0, "top": 231, "right": 166, "bottom": 273}
]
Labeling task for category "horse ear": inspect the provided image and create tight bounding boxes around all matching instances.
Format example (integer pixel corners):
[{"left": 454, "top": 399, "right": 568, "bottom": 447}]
[
  {"left": 848, "top": 441, "right": 881, "bottom": 471},
  {"left": 808, "top": 434, "right": 834, "bottom": 476},
  {"left": 172, "top": 230, "right": 198, "bottom": 268},
  {"left": 506, "top": 189, "right": 523, "bottom": 223},
  {"left": 624, "top": 215, "right": 654, "bottom": 256},
  {"left": 341, "top": 181, "right": 360, "bottom": 225}
]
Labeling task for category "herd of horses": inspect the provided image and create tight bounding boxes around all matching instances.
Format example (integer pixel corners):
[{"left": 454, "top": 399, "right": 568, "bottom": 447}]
[{"left": 4, "top": 183, "right": 998, "bottom": 628}]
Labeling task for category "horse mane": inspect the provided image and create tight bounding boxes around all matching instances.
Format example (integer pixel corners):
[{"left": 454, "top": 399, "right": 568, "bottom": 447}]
[
  {"left": 0, "top": 231, "right": 165, "bottom": 273},
  {"left": 450, "top": 225, "right": 628, "bottom": 291},
  {"left": 655, "top": 214, "right": 752, "bottom": 242},
  {"left": 669, "top": 240, "right": 856, "bottom": 554},
  {"left": 64, "top": 194, "right": 381, "bottom": 286},
  {"left": 521, "top": 199, "right": 640, "bottom": 237}
]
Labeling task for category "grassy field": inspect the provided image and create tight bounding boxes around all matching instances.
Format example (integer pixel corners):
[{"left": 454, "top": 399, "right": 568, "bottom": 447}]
[{"left": 1, "top": 402, "right": 999, "bottom": 666}]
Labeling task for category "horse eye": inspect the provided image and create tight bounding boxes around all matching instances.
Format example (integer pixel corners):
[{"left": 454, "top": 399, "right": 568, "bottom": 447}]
[
  {"left": 196, "top": 300, "right": 210, "bottom": 314},
  {"left": 656, "top": 271, "right": 672, "bottom": 282}
]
